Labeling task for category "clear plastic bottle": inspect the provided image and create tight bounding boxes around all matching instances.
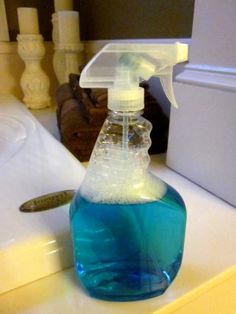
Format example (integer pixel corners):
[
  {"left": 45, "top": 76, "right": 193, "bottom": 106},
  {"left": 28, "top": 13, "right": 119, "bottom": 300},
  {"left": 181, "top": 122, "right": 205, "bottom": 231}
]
[{"left": 70, "top": 109, "right": 186, "bottom": 301}]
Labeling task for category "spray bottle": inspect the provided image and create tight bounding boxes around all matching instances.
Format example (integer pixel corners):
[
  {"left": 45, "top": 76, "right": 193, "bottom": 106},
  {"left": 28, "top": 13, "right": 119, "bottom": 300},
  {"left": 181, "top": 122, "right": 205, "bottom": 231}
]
[{"left": 69, "top": 42, "right": 188, "bottom": 301}]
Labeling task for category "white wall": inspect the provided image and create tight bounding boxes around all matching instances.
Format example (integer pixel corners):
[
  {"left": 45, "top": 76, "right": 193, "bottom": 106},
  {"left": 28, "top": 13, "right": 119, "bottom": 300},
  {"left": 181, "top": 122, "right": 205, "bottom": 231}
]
[
  {"left": 190, "top": 0, "right": 236, "bottom": 68},
  {"left": 167, "top": 0, "right": 236, "bottom": 206}
]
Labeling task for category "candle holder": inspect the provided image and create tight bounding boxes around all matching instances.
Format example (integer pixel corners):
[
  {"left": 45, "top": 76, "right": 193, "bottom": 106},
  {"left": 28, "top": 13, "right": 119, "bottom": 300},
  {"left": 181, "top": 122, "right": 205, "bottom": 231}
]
[
  {"left": 62, "top": 43, "right": 83, "bottom": 83},
  {"left": 17, "top": 34, "right": 51, "bottom": 109},
  {"left": 51, "top": 11, "right": 83, "bottom": 84},
  {"left": 51, "top": 13, "right": 65, "bottom": 84}
]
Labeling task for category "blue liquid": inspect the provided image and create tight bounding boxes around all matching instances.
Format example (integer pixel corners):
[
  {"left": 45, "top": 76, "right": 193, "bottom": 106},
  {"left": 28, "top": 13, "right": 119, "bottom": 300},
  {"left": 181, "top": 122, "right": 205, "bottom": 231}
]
[{"left": 69, "top": 184, "right": 186, "bottom": 301}]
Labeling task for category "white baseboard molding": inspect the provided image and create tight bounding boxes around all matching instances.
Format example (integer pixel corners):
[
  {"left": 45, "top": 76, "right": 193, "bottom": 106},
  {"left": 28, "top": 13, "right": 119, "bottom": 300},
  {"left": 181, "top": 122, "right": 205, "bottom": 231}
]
[
  {"left": 168, "top": 62, "right": 236, "bottom": 207},
  {"left": 175, "top": 63, "right": 236, "bottom": 92}
]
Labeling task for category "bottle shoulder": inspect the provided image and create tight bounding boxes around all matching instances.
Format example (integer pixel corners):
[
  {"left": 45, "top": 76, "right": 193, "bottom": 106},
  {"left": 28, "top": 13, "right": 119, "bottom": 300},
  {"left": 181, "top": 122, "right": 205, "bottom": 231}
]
[
  {"left": 72, "top": 172, "right": 186, "bottom": 215},
  {"left": 80, "top": 169, "right": 164, "bottom": 204}
]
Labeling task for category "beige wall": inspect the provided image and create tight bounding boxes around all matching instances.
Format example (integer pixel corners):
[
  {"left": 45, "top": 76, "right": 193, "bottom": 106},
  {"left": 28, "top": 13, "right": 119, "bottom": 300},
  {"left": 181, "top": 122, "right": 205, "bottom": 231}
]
[{"left": 0, "top": 42, "right": 23, "bottom": 98}]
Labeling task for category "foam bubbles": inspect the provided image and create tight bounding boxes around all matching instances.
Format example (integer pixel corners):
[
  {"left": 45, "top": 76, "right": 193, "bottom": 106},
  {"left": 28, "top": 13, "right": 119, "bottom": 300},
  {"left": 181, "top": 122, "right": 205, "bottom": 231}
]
[{"left": 80, "top": 148, "right": 166, "bottom": 204}]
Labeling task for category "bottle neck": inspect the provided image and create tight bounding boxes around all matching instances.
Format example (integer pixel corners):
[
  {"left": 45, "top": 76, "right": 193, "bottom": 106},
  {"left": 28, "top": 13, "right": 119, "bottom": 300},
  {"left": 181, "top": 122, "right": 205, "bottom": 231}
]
[
  {"left": 107, "top": 110, "right": 145, "bottom": 149},
  {"left": 108, "top": 109, "right": 144, "bottom": 120},
  {"left": 107, "top": 86, "right": 144, "bottom": 112}
]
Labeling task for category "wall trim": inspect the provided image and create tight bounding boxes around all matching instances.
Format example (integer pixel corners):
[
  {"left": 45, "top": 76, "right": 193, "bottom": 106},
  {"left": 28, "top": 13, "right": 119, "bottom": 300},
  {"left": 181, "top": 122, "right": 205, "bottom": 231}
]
[
  {"left": 0, "top": 42, "right": 17, "bottom": 54},
  {"left": 0, "top": 38, "right": 191, "bottom": 56},
  {"left": 0, "top": 41, "right": 55, "bottom": 55},
  {"left": 175, "top": 63, "right": 236, "bottom": 92}
]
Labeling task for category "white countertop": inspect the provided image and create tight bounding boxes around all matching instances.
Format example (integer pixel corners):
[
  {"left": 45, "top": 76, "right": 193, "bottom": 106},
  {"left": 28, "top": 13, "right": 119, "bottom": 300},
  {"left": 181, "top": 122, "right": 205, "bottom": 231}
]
[
  {"left": 0, "top": 95, "right": 85, "bottom": 295},
  {"left": 1, "top": 151, "right": 236, "bottom": 314}
]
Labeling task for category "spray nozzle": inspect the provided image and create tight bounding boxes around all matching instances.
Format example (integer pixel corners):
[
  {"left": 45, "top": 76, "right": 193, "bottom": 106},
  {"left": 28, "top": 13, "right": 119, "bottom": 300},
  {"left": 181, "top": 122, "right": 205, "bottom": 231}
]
[
  {"left": 119, "top": 53, "right": 158, "bottom": 80},
  {"left": 80, "top": 42, "right": 188, "bottom": 111}
]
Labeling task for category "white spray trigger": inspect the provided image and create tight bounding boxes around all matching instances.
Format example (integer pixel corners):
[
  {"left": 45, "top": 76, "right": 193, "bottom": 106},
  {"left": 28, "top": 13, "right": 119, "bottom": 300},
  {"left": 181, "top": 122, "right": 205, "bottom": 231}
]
[
  {"left": 79, "top": 42, "right": 188, "bottom": 111},
  {"left": 159, "top": 68, "right": 178, "bottom": 108}
]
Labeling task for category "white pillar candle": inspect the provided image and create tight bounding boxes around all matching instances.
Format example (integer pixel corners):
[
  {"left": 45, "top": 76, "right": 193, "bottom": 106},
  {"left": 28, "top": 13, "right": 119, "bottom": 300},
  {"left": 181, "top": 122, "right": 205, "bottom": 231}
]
[
  {"left": 17, "top": 8, "right": 39, "bottom": 35},
  {"left": 57, "top": 11, "right": 80, "bottom": 47},
  {"left": 54, "top": 0, "right": 73, "bottom": 12}
]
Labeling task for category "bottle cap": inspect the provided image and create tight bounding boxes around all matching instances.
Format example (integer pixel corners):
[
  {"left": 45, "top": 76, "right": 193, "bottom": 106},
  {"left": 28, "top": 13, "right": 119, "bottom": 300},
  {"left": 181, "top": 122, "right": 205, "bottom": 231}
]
[{"left": 108, "top": 87, "right": 144, "bottom": 112}]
